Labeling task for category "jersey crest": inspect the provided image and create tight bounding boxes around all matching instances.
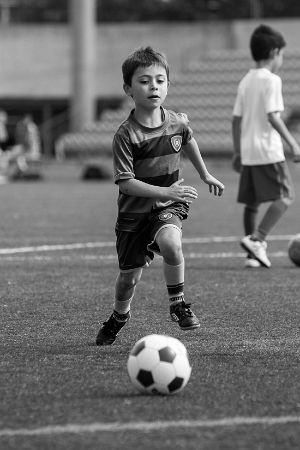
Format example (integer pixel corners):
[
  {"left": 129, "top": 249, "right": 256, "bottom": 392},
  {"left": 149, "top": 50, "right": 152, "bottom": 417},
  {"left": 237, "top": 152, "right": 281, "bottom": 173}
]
[
  {"left": 170, "top": 135, "right": 182, "bottom": 152},
  {"left": 158, "top": 212, "right": 173, "bottom": 221}
]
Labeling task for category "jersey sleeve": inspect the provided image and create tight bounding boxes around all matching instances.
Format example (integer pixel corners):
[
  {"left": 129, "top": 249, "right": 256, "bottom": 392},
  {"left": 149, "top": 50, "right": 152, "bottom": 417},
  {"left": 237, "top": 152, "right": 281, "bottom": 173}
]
[
  {"left": 112, "top": 130, "right": 135, "bottom": 184},
  {"left": 176, "top": 112, "right": 193, "bottom": 144},
  {"left": 263, "top": 75, "right": 284, "bottom": 113}
]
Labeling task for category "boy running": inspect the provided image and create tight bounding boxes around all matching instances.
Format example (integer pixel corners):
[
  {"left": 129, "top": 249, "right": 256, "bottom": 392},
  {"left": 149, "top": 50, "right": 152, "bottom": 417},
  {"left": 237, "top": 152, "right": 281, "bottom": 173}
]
[{"left": 96, "top": 46, "right": 224, "bottom": 345}]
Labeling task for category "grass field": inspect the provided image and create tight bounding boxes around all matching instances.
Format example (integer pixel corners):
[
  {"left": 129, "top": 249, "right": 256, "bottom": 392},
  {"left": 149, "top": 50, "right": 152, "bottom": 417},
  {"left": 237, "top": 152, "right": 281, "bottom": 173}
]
[{"left": 0, "top": 157, "right": 299, "bottom": 450}]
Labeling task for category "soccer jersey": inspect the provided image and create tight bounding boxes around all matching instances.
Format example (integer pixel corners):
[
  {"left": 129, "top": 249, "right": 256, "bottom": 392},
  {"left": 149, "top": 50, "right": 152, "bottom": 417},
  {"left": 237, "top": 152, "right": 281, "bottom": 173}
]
[
  {"left": 233, "top": 68, "right": 285, "bottom": 165},
  {"left": 113, "top": 107, "right": 193, "bottom": 221}
]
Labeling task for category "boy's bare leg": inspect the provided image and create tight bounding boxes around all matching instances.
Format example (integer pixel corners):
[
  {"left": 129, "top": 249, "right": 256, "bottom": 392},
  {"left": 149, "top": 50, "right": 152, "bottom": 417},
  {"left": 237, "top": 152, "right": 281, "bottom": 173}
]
[
  {"left": 254, "top": 197, "right": 293, "bottom": 241},
  {"left": 96, "top": 268, "right": 142, "bottom": 345},
  {"left": 156, "top": 227, "right": 200, "bottom": 330}
]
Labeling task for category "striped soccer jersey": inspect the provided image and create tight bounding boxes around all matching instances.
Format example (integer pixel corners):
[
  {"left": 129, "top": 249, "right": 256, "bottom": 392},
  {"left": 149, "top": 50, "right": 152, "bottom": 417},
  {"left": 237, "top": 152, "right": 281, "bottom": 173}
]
[{"left": 113, "top": 107, "right": 193, "bottom": 221}]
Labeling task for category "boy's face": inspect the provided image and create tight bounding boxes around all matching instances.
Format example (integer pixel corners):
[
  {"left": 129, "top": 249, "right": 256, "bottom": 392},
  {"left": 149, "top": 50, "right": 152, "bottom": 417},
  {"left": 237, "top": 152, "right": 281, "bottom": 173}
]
[{"left": 124, "top": 64, "right": 169, "bottom": 110}]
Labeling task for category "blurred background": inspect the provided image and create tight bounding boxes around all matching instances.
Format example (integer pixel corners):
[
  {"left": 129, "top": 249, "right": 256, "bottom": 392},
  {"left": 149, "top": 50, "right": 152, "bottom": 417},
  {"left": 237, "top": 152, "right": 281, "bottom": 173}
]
[{"left": 1, "top": 0, "right": 300, "bottom": 164}]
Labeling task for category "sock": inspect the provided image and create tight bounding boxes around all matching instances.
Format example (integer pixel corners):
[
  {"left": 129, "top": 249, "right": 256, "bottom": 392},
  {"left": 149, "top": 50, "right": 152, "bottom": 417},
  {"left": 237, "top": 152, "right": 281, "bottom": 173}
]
[
  {"left": 163, "top": 260, "right": 184, "bottom": 303},
  {"left": 113, "top": 295, "right": 133, "bottom": 316},
  {"left": 253, "top": 199, "right": 290, "bottom": 242}
]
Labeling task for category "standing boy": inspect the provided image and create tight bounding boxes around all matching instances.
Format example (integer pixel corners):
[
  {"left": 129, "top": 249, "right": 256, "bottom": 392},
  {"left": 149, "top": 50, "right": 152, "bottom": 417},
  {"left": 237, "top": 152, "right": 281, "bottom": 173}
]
[
  {"left": 96, "top": 46, "right": 224, "bottom": 345},
  {"left": 232, "top": 25, "right": 300, "bottom": 268}
]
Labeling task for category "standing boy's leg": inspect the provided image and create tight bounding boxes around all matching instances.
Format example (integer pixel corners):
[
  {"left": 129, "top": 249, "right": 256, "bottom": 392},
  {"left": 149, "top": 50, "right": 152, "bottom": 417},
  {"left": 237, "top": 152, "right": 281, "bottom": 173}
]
[
  {"left": 241, "top": 198, "right": 293, "bottom": 267},
  {"left": 156, "top": 226, "right": 200, "bottom": 330},
  {"left": 244, "top": 203, "right": 259, "bottom": 235},
  {"left": 243, "top": 203, "right": 261, "bottom": 267},
  {"left": 241, "top": 162, "right": 294, "bottom": 268},
  {"left": 253, "top": 197, "right": 293, "bottom": 241}
]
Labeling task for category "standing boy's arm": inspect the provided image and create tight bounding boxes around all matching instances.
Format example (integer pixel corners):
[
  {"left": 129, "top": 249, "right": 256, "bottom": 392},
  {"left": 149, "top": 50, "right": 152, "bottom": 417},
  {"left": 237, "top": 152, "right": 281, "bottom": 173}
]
[
  {"left": 182, "top": 137, "right": 224, "bottom": 196},
  {"left": 268, "top": 112, "right": 300, "bottom": 162},
  {"left": 232, "top": 115, "right": 242, "bottom": 172}
]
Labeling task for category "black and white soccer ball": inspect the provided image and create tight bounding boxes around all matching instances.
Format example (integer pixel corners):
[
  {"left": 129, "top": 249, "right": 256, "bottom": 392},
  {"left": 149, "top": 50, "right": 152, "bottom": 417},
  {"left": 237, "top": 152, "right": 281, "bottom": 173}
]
[
  {"left": 288, "top": 234, "right": 300, "bottom": 267},
  {"left": 127, "top": 334, "right": 191, "bottom": 395}
]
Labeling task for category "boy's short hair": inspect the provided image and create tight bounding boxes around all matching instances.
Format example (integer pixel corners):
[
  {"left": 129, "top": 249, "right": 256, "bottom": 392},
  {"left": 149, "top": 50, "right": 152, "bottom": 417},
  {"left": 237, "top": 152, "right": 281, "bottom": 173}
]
[
  {"left": 250, "top": 24, "right": 286, "bottom": 61},
  {"left": 122, "top": 46, "right": 169, "bottom": 86}
]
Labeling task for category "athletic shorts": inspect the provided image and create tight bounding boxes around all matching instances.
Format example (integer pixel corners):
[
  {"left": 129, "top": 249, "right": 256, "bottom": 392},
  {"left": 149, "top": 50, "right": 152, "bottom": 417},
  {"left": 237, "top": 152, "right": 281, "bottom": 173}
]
[
  {"left": 237, "top": 161, "right": 295, "bottom": 204},
  {"left": 115, "top": 202, "right": 189, "bottom": 272}
]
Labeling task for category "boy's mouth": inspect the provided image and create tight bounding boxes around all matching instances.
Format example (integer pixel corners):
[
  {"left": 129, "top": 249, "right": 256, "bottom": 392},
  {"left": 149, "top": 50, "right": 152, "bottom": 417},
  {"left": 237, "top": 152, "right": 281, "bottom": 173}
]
[{"left": 148, "top": 95, "right": 160, "bottom": 99}]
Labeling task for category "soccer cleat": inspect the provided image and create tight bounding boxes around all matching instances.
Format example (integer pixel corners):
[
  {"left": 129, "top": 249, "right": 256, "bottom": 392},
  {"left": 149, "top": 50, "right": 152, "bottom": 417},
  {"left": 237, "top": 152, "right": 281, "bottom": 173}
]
[
  {"left": 244, "top": 255, "right": 261, "bottom": 268},
  {"left": 170, "top": 299, "right": 200, "bottom": 330},
  {"left": 96, "top": 310, "right": 130, "bottom": 345},
  {"left": 240, "top": 235, "right": 271, "bottom": 268}
]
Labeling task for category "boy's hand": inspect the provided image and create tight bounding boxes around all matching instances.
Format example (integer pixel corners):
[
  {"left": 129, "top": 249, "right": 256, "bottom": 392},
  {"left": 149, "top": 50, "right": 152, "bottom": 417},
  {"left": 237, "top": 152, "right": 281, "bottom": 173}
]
[
  {"left": 292, "top": 144, "right": 300, "bottom": 162},
  {"left": 167, "top": 179, "right": 198, "bottom": 204},
  {"left": 232, "top": 154, "right": 242, "bottom": 173},
  {"left": 202, "top": 173, "right": 225, "bottom": 196},
  {"left": 291, "top": 142, "right": 300, "bottom": 162}
]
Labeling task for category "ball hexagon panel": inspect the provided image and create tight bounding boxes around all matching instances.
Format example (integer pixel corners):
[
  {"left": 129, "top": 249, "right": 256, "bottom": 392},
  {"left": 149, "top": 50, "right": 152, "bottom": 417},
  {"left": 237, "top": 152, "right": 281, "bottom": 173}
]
[
  {"left": 140, "top": 334, "right": 170, "bottom": 350},
  {"left": 172, "top": 353, "right": 192, "bottom": 379},
  {"left": 136, "top": 347, "right": 160, "bottom": 370},
  {"left": 166, "top": 336, "right": 188, "bottom": 355},
  {"left": 152, "top": 361, "right": 176, "bottom": 386}
]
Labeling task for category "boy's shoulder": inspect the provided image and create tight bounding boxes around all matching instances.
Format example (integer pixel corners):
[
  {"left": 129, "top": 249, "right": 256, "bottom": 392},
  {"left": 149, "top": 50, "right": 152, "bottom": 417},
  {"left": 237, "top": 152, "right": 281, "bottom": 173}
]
[
  {"left": 240, "top": 68, "right": 281, "bottom": 86},
  {"left": 167, "top": 109, "right": 190, "bottom": 126},
  {"left": 115, "top": 114, "right": 131, "bottom": 132}
]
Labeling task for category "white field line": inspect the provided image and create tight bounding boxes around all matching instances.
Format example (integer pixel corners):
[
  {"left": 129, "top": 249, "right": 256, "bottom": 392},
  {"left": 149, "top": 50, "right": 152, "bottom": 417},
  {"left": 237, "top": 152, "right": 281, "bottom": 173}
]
[
  {"left": 0, "top": 241, "right": 115, "bottom": 255},
  {"left": 0, "top": 235, "right": 293, "bottom": 256},
  {"left": 0, "top": 251, "right": 288, "bottom": 262},
  {"left": 1, "top": 415, "right": 300, "bottom": 437}
]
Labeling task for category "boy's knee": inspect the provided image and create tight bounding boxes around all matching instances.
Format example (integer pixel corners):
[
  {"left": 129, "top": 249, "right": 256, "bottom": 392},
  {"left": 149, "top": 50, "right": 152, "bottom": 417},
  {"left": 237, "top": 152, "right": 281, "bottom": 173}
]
[
  {"left": 118, "top": 270, "right": 141, "bottom": 289},
  {"left": 245, "top": 203, "right": 259, "bottom": 213},
  {"left": 160, "top": 239, "right": 182, "bottom": 262},
  {"left": 282, "top": 195, "right": 294, "bottom": 207},
  {"left": 157, "top": 227, "right": 182, "bottom": 260}
]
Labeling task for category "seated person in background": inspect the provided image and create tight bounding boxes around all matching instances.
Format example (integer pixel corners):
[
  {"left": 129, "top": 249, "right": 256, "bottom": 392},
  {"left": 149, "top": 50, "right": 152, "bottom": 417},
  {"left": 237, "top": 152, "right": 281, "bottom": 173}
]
[{"left": 0, "top": 114, "right": 41, "bottom": 176}]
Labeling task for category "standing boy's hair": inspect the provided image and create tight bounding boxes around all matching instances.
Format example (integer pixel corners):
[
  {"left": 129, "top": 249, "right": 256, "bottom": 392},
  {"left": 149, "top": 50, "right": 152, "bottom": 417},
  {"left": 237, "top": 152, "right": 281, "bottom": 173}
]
[
  {"left": 122, "top": 46, "right": 169, "bottom": 86},
  {"left": 250, "top": 24, "right": 286, "bottom": 61}
]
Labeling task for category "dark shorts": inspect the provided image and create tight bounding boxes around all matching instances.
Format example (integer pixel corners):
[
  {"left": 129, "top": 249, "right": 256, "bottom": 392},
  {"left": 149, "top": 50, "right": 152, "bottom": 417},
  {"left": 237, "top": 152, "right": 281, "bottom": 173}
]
[
  {"left": 237, "top": 161, "right": 295, "bottom": 205},
  {"left": 115, "top": 202, "right": 189, "bottom": 272}
]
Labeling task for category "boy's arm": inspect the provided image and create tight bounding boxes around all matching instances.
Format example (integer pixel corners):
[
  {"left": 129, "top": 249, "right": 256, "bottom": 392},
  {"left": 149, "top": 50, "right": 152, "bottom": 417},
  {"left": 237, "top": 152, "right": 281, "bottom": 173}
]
[
  {"left": 268, "top": 112, "right": 300, "bottom": 162},
  {"left": 114, "top": 130, "right": 197, "bottom": 203},
  {"left": 182, "top": 137, "right": 224, "bottom": 196},
  {"left": 232, "top": 115, "right": 242, "bottom": 172},
  {"left": 118, "top": 178, "right": 198, "bottom": 204}
]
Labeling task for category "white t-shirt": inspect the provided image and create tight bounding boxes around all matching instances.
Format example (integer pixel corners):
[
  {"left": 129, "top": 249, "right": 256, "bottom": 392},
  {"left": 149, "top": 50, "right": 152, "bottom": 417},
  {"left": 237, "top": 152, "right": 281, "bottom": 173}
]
[{"left": 233, "top": 68, "right": 285, "bottom": 165}]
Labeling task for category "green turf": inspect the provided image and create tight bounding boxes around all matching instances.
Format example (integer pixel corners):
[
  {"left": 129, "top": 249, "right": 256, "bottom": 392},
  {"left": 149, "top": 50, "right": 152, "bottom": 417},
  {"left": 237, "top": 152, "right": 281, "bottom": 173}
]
[{"left": 0, "top": 158, "right": 299, "bottom": 450}]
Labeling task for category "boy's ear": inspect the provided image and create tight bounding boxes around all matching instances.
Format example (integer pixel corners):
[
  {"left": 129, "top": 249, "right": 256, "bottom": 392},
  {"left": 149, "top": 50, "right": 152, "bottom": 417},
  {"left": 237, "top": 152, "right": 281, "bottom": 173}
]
[
  {"left": 270, "top": 48, "right": 279, "bottom": 59},
  {"left": 123, "top": 83, "right": 132, "bottom": 97}
]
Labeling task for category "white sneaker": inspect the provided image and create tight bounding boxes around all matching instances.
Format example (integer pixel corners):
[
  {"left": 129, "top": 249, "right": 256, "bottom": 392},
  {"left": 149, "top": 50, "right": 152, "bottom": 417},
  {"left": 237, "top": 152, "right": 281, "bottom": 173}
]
[
  {"left": 244, "top": 256, "right": 261, "bottom": 268},
  {"left": 240, "top": 236, "right": 271, "bottom": 268}
]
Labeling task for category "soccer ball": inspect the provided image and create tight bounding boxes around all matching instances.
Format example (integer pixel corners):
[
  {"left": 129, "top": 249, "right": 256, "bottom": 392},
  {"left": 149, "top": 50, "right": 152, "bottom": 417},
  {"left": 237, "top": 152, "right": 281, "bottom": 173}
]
[
  {"left": 127, "top": 334, "right": 191, "bottom": 395},
  {"left": 288, "top": 234, "right": 300, "bottom": 267}
]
